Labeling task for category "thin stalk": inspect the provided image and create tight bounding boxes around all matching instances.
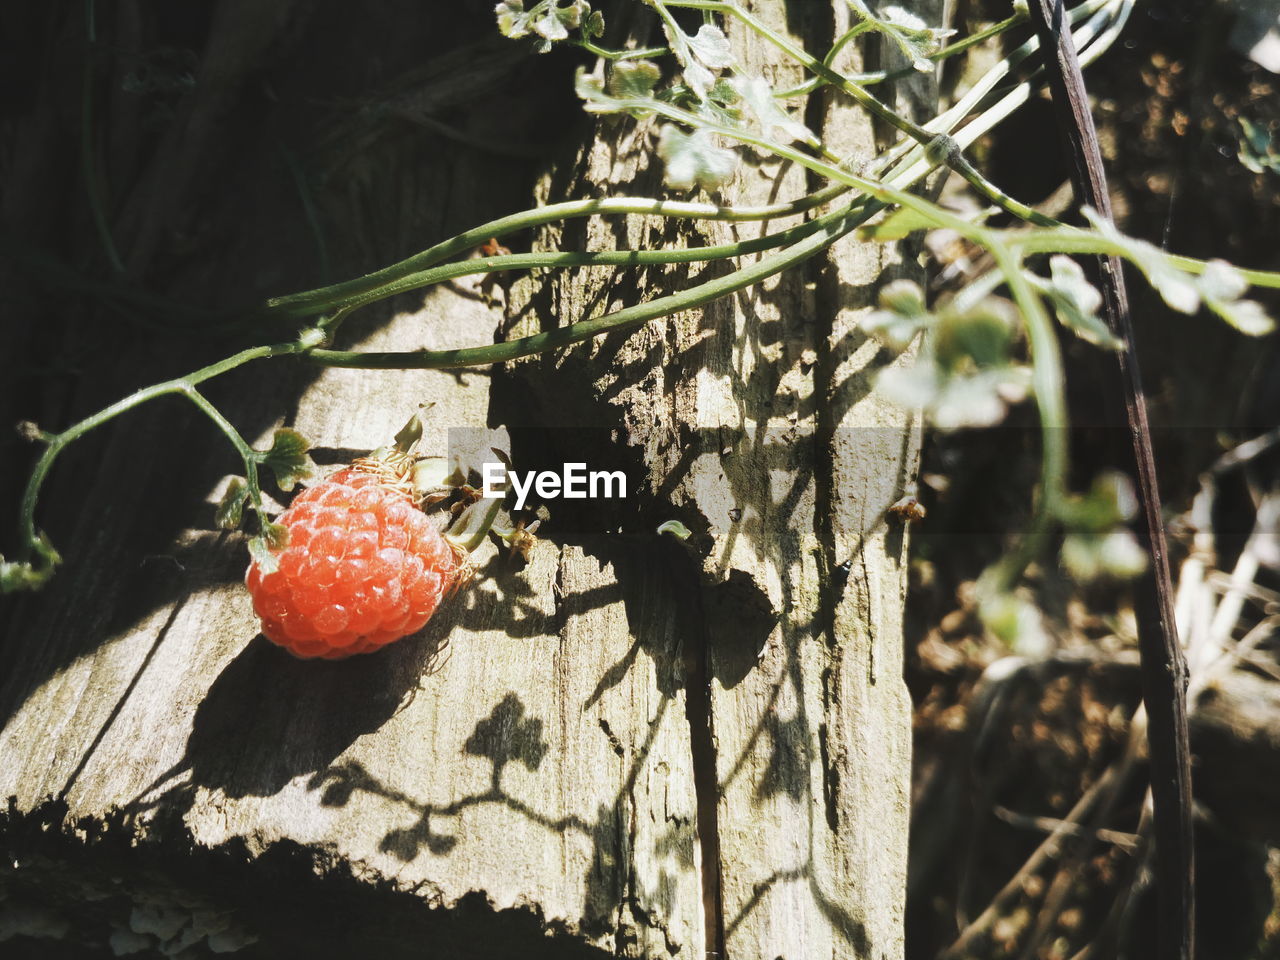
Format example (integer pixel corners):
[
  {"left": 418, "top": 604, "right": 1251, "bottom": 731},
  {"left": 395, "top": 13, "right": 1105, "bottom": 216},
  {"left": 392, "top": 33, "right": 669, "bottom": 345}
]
[
  {"left": 779, "top": 9, "right": 1028, "bottom": 97},
  {"left": 14, "top": 335, "right": 320, "bottom": 565},
  {"left": 179, "top": 386, "right": 267, "bottom": 517},
  {"left": 318, "top": 205, "right": 854, "bottom": 334},
  {"left": 984, "top": 241, "right": 1070, "bottom": 590},
  {"left": 268, "top": 188, "right": 849, "bottom": 317},
  {"left": 81, "top": 0, "right": 124, "bottom": 274},
  {"left": 307, "top": 201, "right": 868, "bottom": 369},
  {"left": 573, "top": 40, "right": 669, "bottom": 60}
]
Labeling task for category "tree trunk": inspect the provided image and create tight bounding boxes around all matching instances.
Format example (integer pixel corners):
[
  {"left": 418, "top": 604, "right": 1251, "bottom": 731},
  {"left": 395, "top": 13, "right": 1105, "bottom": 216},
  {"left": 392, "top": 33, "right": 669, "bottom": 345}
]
[{"left": 0, "top": 2, "right": 933, "bottom": 957}]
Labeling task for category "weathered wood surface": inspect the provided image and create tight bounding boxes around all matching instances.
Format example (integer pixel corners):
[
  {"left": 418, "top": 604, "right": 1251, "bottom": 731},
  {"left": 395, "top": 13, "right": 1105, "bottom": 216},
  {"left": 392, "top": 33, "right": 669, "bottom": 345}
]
[
  {"left": 1, "top": 2, "right": 930, "bottom": 957},
  {"left": 505, "top": 2, "right": 935, "bottom": 956}
]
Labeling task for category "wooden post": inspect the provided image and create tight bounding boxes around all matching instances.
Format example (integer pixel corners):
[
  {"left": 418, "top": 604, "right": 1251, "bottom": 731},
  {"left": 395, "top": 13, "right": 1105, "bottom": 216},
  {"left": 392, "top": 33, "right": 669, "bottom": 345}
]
[{"left": 0, "top": 2, "right": 934, "bottom": 956}]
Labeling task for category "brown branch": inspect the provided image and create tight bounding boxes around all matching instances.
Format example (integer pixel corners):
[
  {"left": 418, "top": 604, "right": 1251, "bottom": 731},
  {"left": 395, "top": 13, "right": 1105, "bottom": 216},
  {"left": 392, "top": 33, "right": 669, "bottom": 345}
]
[{"left": 1024, "top": 3, "right": 1195, "bottom": 959}]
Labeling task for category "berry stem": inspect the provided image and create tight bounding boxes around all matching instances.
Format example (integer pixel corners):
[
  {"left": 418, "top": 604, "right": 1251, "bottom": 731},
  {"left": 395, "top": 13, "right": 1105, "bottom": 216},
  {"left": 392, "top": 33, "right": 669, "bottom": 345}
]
[
  {"left": 306, "top": 200, "right": 868, "bottom": 369},
  {"left": 266, "top": 188, "right": 851, "bottom": 317},
  {"left": 11, "top": 335, "right": 320, "bottom": 573},
  {"left": 450, "top": 497, "right": 506, "bottom": 555},
  {"left": 309, "top": 206, "right": 854, "bottom": 338}
]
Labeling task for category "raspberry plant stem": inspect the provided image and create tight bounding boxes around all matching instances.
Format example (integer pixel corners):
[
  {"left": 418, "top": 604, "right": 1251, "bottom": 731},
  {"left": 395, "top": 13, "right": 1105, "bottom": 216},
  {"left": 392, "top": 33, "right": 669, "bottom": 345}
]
[
  {"left": 12, "top": 335, "right": 321, "bottom": 575},
  {"left": 313, "top": 202, "right": 857, "bottom": 335},
  {"left": 306, "top": 199, "right": 868, "bottom": 369},
  {"left": 269, "top": 189, "right": 852, "bottom": 317}
]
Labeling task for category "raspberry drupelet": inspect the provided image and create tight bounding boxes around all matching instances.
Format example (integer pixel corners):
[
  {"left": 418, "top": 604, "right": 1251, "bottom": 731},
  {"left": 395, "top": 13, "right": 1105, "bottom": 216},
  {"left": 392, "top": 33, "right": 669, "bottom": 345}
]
[{"left": 245, "top": 465, "right": 461, "bottom": 659}]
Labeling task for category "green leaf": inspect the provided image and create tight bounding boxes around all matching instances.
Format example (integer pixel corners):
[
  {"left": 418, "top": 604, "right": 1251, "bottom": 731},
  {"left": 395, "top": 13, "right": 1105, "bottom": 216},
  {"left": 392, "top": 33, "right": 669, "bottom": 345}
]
[
  {"left": 216, "top": 477, "right": 249, "bottom": 530},
  {"left": 261, "top": 428, "right": 316, "bottom": 493},
  {"left": 861, "top": 279, "right": 930, "bottom": 350},
  {"left": 534, "top": 7, "right": 569, "bottom": 45},
  {"left": 1042, "top": 256, "right": 1123, "bottom": 350},
  {"left": 582, "top": 10, "right": 605, "bottom": 40},
  {"left": 1198, "top": 259, "right": 1276, "bottom": 336},
  {"left": 877, "top": 353, "right": 1031, "bottom": 431},
  {"left": 844, "top": 0, "right": 953, "bottom": 72},
  {"left": 657, "top": 520, "right": 692, "bottom": 540},
  {"left": 929, "top": 367, "right": 1031, "bottom": 430},
  {"left": 656, "top": 125, "right": 737, "bottom": 191},
  {"left": 1080, "top": 207, "right": 1199, "bottom": 314},
  {"left": 1062, "top": 530, "right": 1146, "bottom": 582},
  {"left": 935, "top": 303, "right": 1014, "bottom": 370},
  {"left": 730, "top": 75, "right": 816, "bottom": 145},
  {"left": 978, "top": 588, "right": 1050, "bottom": 656},
  {"left": 576, "top": 68, "right": 657, "bottom": 118},
  {"left": 495, "top": 0, "right": 537, "bottom": 39},
  {"left": 1081, "top": 209, "right": 1275, "bottom": 335},
  {"left": 686, "top": 24, "right": 734, "bottom": 69},
  {"left": 857, "top": 206, "right": 932, "bottom": 241},
  {"left": 1206, "top": 297, "right": 1275, "bottom": 337},
  {"left": 1056, "top": 470, "right": 1137, "bottom": 532},
  {"left": 660, "top": 20, "right": 732, "bottom": 98},
  {"left": 608, "top": 60, "right": 661, "bottom": 99},
  {"left": 495, "top": 0, "right": 593, "bottom": 52}
]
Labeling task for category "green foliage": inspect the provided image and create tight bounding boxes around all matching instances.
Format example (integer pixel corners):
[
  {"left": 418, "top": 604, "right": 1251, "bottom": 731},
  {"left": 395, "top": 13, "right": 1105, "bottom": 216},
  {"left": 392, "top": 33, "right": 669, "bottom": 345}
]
[
  {"left": 1236, "top": 116, "right": 1280, "bottom": 176},
  {"left": 1056, "top": 472, "right": 1146, "bottom": 582},
  {"left": 8, "top": 0, "right": 1280, "bottom": 607},
  {"left": 0, "top": 534, "right": 60, "bottom": 594},
  {"left": 867, "top": 283, "right": 1032, "bottom": 430},
  {"left": 1037, "top": 256, "right": 1123, "bottom": 350},
  {"left": 662, "top": 21, "right": 735, "bottom": 97},
  {"left": 259, "top": 428, "right": 316, "bottom": 493},
  {"left": 607, "top": 60, "right": 662, "bottom": 98},
  {"left": 1081, "top": 208, "right": 1274, "bottom": 335},
  {"left": 495, "top": 0, "right": 601, "bottom": 52},
  {"left": 656, "top": 125, "right": 737, "bottom": 191},
  {"left": 843, "top": 0, "right": 954, "bottom": 72},
  {"left": 215, "top": 477, "right": 248, "bottom": 531}
]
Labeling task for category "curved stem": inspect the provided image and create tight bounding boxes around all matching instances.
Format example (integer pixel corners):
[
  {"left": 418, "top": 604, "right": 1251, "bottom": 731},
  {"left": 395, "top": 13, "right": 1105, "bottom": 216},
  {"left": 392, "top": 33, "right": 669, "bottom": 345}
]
[
  {"left": 307, "top": 201, "right": 869, "bottom": 370},
  {"left": 81, "top": 0, "right": 124, "bottom": 274},
  {"left": 986, "top": 240, "right": 1070, "bottom": 591},
  {"left": 269, "top": 188, "right": 850, "bottom": 317},
  {"left": 179, "top": 386, "right": 267, "bottom": 518},
  {"left": 13, "top": 337, "right": 317, "bottom": 565},
  {"left": 319, "top": 203, "right": 854, "bottom": 331},
  {"left": 572, "top": 40, "right": 669, "bottom": 61}
]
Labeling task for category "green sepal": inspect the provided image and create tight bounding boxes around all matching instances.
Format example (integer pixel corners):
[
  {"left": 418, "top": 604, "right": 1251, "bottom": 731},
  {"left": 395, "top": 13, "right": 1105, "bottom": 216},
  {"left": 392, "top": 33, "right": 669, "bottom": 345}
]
[
  {"left": 247, "top": 536, "right": 279, "bottom": 575},
  {"left": 262, "top": 519, "right": 290, "bottom": 551},
  {"left": 857, "top": 206, "right": 932, "bottom": 242}
]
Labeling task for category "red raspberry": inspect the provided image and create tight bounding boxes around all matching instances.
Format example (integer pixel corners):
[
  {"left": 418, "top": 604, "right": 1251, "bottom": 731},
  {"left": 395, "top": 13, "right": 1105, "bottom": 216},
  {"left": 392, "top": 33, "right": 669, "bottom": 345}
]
[{"left": 245, "top": 467, "right": 460, "bottom": 659}]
